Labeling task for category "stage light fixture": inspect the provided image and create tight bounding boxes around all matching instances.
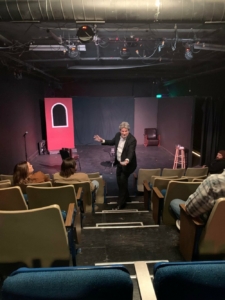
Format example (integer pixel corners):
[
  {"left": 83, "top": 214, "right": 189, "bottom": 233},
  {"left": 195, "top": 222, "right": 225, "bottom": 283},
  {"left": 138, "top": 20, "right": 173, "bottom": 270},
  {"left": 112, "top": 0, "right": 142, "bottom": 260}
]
[
  {"left": 67, "top": 45, "right": 79, "bottom": 58},
  {"left": 120, "top": 47, "right": 130, "bottom": 59},
  {"left": 185, "top": 44, "right": 193, "bottom": 60},
  {"left": 77, "top": 25, "right": 95, "bottom": 43}
]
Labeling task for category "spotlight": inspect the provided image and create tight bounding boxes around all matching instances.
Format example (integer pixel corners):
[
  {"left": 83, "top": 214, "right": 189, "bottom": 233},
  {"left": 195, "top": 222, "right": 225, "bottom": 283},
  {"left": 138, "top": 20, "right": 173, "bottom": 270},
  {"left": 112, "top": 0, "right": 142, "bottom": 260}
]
[
  {"left": 77, "top": 25, "right": 95, "bottom": 43},
  {"left": 120, "top": 47, "right": 130, "bottom": 59},
  {"left": 67, "top": 45, "right": 79, "bottom": 58},
  {"left": 185, "top": 44, "right": 193, "bottom": 60}
]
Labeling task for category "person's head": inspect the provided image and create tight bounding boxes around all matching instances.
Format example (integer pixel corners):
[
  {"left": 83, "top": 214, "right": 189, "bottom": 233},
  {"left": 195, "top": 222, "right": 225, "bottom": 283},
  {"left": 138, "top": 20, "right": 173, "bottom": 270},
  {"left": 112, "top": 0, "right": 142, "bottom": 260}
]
[
  {"left": 13, "top": 161, "right": 34, "bottom": 185},
  {"left": 216, "top": 150, "right": 225, "bottom": 160},
  {"left": 119, "top": 121, "right": 130, "bottom": 139},
  {"left": 60, "top": 157, "right": 77, "bottom": 177}
]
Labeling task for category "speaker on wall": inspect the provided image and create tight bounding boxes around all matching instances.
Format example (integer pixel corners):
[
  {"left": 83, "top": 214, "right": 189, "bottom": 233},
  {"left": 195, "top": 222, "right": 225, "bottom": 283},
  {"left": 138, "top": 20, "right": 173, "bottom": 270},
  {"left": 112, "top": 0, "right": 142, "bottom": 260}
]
[{"left": 38, "top": 140, "right": 48, "bottom": 155}]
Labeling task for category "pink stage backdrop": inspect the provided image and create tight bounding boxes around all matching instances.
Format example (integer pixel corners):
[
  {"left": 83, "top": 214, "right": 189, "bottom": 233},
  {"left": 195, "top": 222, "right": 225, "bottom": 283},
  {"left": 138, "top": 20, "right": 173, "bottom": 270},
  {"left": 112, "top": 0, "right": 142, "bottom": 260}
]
[{"left": 45, "top": 98, "right": 75, "bottom": 150}]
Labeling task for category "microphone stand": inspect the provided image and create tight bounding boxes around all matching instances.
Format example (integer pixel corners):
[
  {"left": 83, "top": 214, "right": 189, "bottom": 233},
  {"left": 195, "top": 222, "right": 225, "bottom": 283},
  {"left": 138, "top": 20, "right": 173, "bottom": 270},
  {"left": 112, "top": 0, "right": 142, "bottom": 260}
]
[{"left": 23, "top": 133, "right": 28, "bottom": 161}]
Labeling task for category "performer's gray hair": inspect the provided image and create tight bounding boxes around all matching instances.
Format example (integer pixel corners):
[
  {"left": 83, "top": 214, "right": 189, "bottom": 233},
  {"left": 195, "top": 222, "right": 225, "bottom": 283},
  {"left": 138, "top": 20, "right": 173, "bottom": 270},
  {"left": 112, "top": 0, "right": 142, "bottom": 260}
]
[{"left": 119, "top": 122, "right": 130, "bottom": 130}]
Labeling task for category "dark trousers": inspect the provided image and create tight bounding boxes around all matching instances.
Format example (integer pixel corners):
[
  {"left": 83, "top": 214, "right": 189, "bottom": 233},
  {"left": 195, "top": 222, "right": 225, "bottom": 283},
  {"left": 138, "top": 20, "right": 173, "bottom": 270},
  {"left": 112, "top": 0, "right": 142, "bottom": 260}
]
[{"left": 116, "top": 164, "right": 131, "bottom": 206}]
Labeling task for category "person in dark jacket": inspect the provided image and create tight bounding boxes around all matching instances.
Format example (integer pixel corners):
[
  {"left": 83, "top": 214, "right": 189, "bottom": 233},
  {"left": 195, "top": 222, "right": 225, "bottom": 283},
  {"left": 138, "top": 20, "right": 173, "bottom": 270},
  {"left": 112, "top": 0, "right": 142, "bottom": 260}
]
[
  {"left": 94, "top": 121, "right": 137, "bottom": 210},
  {"left": 206, "top": 150, "right": 225, "bottom": 174}
]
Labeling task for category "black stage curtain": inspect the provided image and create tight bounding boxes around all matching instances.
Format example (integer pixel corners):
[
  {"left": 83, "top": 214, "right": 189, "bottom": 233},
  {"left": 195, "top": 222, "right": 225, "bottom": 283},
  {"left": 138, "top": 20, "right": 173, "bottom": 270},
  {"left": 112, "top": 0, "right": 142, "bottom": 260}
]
[
  {"left": 200, "top": 97, "right": 225, "bottom": 165},
  {"left": 73, "top": 97, "right": 134, "bottom": 145}
]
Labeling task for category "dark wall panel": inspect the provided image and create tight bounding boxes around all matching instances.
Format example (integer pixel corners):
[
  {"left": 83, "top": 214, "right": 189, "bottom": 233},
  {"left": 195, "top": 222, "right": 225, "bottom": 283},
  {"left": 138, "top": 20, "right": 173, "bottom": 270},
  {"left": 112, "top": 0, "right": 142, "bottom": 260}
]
[
  {"left": 157, "top": 97, "right": 194, "bottom": 166},
  {"left": 134, "top": 97, "right": 158, "bottom": 145},
  {"left": 73, "top": 97, "right": 134, "bottom": 145},
  {"left": 0, "top": 75, "right": 44, "bottom": 173}
]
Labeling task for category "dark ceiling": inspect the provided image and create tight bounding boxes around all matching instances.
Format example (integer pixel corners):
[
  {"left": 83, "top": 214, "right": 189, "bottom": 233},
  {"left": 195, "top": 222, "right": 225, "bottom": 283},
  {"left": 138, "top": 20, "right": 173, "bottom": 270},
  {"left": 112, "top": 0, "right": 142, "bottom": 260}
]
[{"left": 1, "top": 0, "right": 225, "bottom": 85}]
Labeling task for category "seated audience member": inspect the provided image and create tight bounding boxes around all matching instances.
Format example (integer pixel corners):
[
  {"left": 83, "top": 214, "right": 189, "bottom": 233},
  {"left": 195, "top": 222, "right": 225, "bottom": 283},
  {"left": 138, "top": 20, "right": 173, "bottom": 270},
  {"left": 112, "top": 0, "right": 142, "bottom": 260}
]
[
  {"left": 54, "top": 157, "right": 99, "bottom": 193},
  {"left": 204, "top": 150, "right": 225, "bottom": 174},
  {"left": 170, "top": 170, "right": 225, "bottom": 230},
  {"left": 13, "top": 161, "right": 50, "bottom": 200}
]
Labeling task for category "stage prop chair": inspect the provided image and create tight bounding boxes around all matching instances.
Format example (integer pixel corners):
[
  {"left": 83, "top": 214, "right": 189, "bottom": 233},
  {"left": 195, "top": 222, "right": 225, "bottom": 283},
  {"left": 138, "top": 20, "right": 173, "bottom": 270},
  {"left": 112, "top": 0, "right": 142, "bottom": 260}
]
[
  {"left": 0, "top": 186, "right": 28, "bottom": 210},
  {"left": 1, "top": 265, "right": 133, "bottom": 300},
  {"left": 0, "top": 205, "right": 77, "bottom": 277},
  {"left": 27, "top": 185, "right": 81, "bottom": 243},
  {"left": 152, "top": 181, "right": 201, "bottom": 225},
  {"left": 179, "top": 198, "right": 225, "bottom": 261},
  {"left": 133, "top": 168, "right": 161, "bottom": 195},
  {"left": 0, "top": 180, "right": 11, "bottom": 189},
  {"left": 144, "top": 128, "right": 160, "bottom": 147},
  {"left": 153, "top": 261, "right": 225, "bottom": 300},
  {"left": 0, "top": 174, "right": 13, "bottom": 185},
  {"left": 59, "top": 148, "right": 81, "bottom": 171}
]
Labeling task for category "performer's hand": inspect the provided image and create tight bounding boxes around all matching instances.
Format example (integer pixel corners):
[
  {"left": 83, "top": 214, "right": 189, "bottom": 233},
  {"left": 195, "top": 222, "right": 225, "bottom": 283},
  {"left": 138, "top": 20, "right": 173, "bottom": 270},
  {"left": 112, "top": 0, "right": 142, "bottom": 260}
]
[
  {"left": 94, "top": 135, "right": 103, "bottom": 142},
  {"left": 120, "top": 160, "right": 128, "bottom": 166}
]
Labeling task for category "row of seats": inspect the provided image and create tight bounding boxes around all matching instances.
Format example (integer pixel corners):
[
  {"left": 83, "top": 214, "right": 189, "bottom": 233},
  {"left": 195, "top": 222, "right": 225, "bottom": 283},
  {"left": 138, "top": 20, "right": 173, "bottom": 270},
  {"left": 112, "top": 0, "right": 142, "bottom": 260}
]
[
  {"left": 134, "top": 167, "right": 209, "bottom": 194},
  {"left": 2, "top": 260, "right": 225, "bottom": 299},
  {"left": 142, "top": 176, "right": 225, "bottom": 261}
]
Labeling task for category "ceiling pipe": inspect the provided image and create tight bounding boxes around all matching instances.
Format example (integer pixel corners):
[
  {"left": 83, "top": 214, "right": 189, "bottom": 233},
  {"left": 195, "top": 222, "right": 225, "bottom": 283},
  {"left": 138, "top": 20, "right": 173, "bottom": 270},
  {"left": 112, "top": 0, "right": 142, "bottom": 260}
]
[
  {"left": 0, "top": 52, "right": 59, "bottom": 81},
  {"left": 0, "top": 0, "right": 225, "bottom": 22}
]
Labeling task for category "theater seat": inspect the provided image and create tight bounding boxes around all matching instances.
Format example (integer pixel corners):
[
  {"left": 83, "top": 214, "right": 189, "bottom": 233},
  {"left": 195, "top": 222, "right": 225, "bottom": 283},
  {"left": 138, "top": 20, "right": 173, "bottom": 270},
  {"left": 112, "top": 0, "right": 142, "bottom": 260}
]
[
  {"left": 144, "top": 128, "right": 159, "bottom": 147},
  {"left": 2, "top": 265, "right": 133, "bottom": 300},
  {"left": 153, "top": 261, "right": 225, "bottom": 300}
]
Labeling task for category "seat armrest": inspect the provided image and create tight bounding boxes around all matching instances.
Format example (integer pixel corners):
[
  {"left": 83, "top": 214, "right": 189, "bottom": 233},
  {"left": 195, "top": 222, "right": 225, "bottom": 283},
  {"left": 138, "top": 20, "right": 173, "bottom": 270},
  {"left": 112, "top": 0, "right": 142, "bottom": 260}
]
[
  {"left": 152, "top": 187, "right": 164, "bottom": 225},
  {"left": 179, "top": 204, "right": 204, "bottom": 260},
  {"left": 143, "top": 180, "right": 150, "bottom": 191},
  {"left": 152, "top": 187, "right": 164, "bottom": 198},
  {"left": 180, "top": 204, "right": 204, "bottom": 226},
  {"left": 76, "top": 187, "right": 82, "bottom": 200},
  {"left": 64, "top": 203, "right": 75, "bottom": 227},
  {"left": 64, "top": 203, "right": 81, "bottom": 244}
]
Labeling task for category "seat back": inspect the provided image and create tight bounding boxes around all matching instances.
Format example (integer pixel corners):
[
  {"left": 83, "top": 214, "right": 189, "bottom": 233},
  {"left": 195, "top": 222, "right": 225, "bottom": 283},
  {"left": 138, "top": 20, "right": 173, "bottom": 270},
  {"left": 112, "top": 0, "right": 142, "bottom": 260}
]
[
  {"left": 0, "top": 180, "right": 11, "bottom": 189},
  {"left": 137, "top": 169, "right": 161, "bottom": 192},
  {"left": 0, "top": 174, "right": 13, "bottom": 184},
  {"left": 0, "top": 186, "right": 28, "bottom": 210},
  {"left": 192, "top": 178, "right": 204, "bottom": 182},
  {"left": 153, "top": 261, "right": 225, "bottom": 300},
  {"left": 27, "top": 185, "right": 78, "bottom": 211},
  {"left": 87, "top": 172, "right": 101, "bottom": 178},
  {"left": 152, "top": 176, "right": 188, "bottom": 193},
  {"left": 151, "top": 177, "right": 188, "bottom": 223},
  {"left": 185, "top": 167, "right": 208, "bottom": 177},
  {"left": 2, "top": 265, "right": 133, "bottom": 300},
  {"left": 0, "top": 205, "right": 70, "bottom": 276},
  {"left": 150, "top": 175, "right": 178, "bottom": 185},
  {"left": 199, "top": 198, "right": 225, "bottom": 258},
  {"left": 162, "top": 168, "right": 185, "bottom": 177},
  {"left": 162, "top": 181, "right": 201, "bottom": 225},
  {"left": 182, "top": 175, "right": 207, "bottom": 182},
  {"left": 53, "top": 181, "right": 92, "bottom": 212},
  {"left": 19, "top": 181, "right": 52, "bottom": 194}
]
